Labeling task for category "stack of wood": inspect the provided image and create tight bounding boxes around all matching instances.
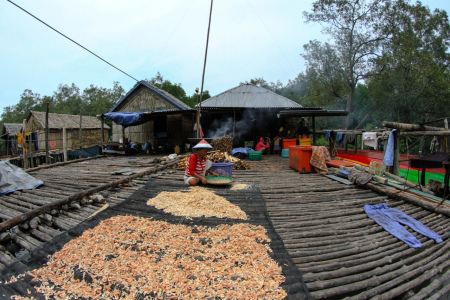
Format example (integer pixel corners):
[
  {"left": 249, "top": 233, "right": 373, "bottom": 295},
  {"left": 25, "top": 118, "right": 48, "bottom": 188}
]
[
  {"left": 174, "top": 151, "right": 250, "bottom": 170},
  {"left": 211, "top": 136, "right": 234, "bottom": 153},
  {"left": 175, "top": 157, "right": 189, "bottom": 169},
  {"left": 234, "top": 160, "right": 250, "bottom": 170}
]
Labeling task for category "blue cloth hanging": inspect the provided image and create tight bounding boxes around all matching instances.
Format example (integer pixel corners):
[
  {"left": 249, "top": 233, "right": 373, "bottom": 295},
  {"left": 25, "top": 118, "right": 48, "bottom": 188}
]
[
  {"left": 336, "top": 132, "right": 344, "bottom": 143},
  {"left": 383, "top": 129, "right": 397, "bottom": 166},
  {"left": 364, "top": 203, "right": 442, "bottom": 248},
  {"left": 326, "top": 130, "right": 331, "bottom": 138}
]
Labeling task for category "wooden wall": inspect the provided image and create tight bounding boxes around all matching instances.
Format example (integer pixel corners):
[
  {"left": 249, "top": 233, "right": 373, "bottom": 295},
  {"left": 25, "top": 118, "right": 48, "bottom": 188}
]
[
  {"left": 111, "top": 88, "right": 195, "bottom": 147},
  {"left": 121, "top": 90, "right": 176, "bottom": 112},
  {"left": 35, "top": 129, "right": 107, "bottom": 151},
  {"left": 112, "top": 114, "right": 195, "bottom": 147},
  {"left": 112, "top": 122, "right": 155, "bottom": 145}
]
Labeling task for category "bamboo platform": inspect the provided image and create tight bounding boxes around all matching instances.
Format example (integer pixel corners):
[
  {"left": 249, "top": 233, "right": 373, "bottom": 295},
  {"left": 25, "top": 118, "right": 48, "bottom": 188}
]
[
  {"left": 0, "top": 155, "right": 184, "bottom": 273},
  {"left": 0, "top": 154, "right": 449, "bottom": 299},
  {"left": 157, "top": 155, "right": 450, "bottom": 300}
]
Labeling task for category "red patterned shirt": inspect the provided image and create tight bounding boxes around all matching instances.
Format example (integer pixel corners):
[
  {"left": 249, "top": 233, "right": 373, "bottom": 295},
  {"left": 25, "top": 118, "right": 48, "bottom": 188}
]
[{"left": 184, "top": 154, "right": 206, "bottom": 177}]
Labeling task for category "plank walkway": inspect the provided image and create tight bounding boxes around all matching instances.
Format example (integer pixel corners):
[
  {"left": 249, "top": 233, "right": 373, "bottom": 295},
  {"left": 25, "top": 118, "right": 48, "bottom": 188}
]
[{"left": 0, "top": 154, "right": 449, "bottom": 299}]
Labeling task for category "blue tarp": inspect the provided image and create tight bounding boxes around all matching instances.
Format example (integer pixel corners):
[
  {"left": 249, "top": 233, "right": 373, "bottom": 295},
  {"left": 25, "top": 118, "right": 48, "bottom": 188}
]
[
  {"left": 103, "top": 112, "right": 148, "bottom": 126},
  {"left": 67, "top": 145, "right": 102, "bottom": 159},
  {"left": 0, "top": 161, "right": 43, "bottom": 196},
  {"left": 230, "top": 147, "right": 254, "bottom": 156}
]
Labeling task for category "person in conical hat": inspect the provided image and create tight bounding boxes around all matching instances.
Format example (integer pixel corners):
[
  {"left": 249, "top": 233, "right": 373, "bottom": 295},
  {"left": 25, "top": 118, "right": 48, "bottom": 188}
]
[{"left": 184, "top": 139, "right": 218, "bottom": 185}]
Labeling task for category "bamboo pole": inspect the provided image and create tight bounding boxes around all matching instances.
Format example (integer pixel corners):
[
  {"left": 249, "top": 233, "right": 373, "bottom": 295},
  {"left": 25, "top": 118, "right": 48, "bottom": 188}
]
[
  {"left": 79, "top": 109, "right": 83, "bottom": 159},
  {"left": 22, "top": 119, "right": 27, "bottom": 170},
  {"left": 393, "top": 130, "right": 400, "bottom": 176},
  {"left": 197, "top": 0, "right": 213, "bottom": 138},
  {"left": 28, "top": 132, "right": 34, "bottom": 168},
  {"left": 399, "top": 131, "right": 450, "bottom": 136},
  {"left": 63, "top": 127, "right": 67, "bottom": 162},
  {"left": 101, "top": 116, "right": 104, "bottom": 153},
  {"left": 365, "top": 182, "right": 450, "bottom": 217},
  {"left": 25, "top": 152, "right": 103, "bottom": 173},
  {"left": 383, "top": 121, "right": 446, "bottom": 131},
  {"left": 45, "top": 102, "right": 49, "bottom": 164}
]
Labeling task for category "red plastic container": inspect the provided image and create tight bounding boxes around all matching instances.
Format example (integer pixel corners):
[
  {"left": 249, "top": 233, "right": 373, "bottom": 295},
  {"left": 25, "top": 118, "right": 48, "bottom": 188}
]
[
  {"left": 283, "top": 139, "right": 297, "bottom": 149},
  {"left": 289, "top": 146, "right": 312, "bottom": 173}
]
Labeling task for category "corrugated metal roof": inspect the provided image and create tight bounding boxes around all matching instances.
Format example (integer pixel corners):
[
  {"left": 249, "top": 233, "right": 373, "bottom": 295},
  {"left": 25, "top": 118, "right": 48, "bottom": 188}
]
[
  {"left": 28, "top": 111, "right": 109, "bottom": 130},
  {"left": 2, "top": 123, "right": 23, "bottom": 136},
  {"left": 198, "top": 84, "right": 302, "bottom": 108}
]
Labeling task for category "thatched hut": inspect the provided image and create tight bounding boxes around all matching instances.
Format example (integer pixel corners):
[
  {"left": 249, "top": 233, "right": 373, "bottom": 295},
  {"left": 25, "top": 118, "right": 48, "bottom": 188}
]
[
  {"left": 104, "top": 81, "right": 194, "bottom": 151},
  {"left": 25, "top": 111, "right": 109, "bottom": 152},
  {"left": 1, "top": 123, "right": 23, "bottom": 155}
]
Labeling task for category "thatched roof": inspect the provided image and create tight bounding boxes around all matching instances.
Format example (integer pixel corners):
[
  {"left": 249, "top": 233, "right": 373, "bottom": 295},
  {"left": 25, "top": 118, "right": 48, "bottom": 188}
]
[
  {"left": 110, "top": 81, "right": 191, "bottom": 112},
  {"left": 27, "top": 111, "right": 110, "bottom": 130},
  {"left": 2, "top": 123, "right": 23, "bottom": 136}
]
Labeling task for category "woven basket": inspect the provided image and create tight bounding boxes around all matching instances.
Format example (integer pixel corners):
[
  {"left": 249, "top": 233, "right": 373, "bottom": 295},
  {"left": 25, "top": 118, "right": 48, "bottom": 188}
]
[{"left": 205, "top": 176, "right": 233, "bottom": 185}]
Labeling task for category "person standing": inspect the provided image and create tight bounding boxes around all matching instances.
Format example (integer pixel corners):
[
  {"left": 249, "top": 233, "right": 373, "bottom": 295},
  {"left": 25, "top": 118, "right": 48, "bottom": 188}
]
[{"left": 273, "top": 135, "right": 281, "bottom": 155}]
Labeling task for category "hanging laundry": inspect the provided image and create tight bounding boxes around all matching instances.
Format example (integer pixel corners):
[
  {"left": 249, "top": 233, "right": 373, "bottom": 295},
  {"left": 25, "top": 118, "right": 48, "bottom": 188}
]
[
  {"left": 383, "top": 129, "right": 397, "bottom": 166},
  {"left": 364, "top": 203, "right": 442, "bottom": 248},
  {"left": 345, "top": 133, "right": 357, "bottom": 144},
  {"left": 362, "top": 132, "right": 378, "bottom": 148},
  {"left": 335, "top": 132, "right": 344, "bottom": 147}
]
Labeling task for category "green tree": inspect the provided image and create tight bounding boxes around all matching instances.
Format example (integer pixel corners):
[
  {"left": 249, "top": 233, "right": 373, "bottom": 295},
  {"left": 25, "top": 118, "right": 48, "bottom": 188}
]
[
  {"left": 301, "top": 41, "right": 349, "bottom": 108},
  {"left": 368, "top": 1, "right": 450, "bottom": 123},
  {"left": 146, "top": 72, "right": 187, "bottom": 100},
  {"left": 185, "top": 90, "right": 211, "bottom": 108},
  {"left": 145, "top": 72, "right": 213, "bottom": 108},
  {"left": 1, "top": 89, "right": 42, "bottom": 123},
  {"left": 52, "top": 83, "right": 83, "bottom": 115},
  {"left": 82, "top": 82, "right": 125, "bottom": 116},
  {"left": 303, "top": 0, "right": 394, "bottom": 128}
]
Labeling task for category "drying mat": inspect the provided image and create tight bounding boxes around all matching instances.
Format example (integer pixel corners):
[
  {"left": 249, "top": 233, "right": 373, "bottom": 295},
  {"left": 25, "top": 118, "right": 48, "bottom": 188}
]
[{"left": 0, "top": 179, "right": 311, "bottom": 300}]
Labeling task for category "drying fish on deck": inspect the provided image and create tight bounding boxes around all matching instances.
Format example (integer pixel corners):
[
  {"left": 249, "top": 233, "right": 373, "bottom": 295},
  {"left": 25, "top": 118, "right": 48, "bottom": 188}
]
[
  {"left": 20, "top": 216, "right": 286, "bottom": 300},
  {"left": 147, "top": 186, "right": 248, "bottom": 220}
]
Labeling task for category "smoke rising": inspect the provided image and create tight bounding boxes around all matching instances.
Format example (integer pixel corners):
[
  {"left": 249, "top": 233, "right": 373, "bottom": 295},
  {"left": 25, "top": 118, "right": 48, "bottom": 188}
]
[{"left": 206, "top": 109, "right": 274, "bottom": 139}]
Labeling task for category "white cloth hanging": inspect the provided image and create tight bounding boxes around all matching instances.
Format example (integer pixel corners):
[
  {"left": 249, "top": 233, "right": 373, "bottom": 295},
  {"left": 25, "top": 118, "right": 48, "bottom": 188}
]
[{"left": 362, "top": 132, "right": 378, "bottom": 148}]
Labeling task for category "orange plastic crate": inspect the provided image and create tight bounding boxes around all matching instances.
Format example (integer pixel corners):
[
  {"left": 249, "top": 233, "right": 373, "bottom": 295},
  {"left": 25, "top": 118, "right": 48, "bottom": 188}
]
[
  {"left": 282, "top": 139, "right": 297, "bottom": 149},
  {"left": 289, "top": 146, "right": 312, "bottom": 173}
]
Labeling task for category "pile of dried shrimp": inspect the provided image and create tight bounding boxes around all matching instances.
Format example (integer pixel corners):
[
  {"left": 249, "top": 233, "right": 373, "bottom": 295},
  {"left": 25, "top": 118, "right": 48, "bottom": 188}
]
[
  {"left": 147, "top": 186, "right": 248, "bottom": 220},
  {"left": 15, "top": 216, "right": 286, "bottom": 299}
]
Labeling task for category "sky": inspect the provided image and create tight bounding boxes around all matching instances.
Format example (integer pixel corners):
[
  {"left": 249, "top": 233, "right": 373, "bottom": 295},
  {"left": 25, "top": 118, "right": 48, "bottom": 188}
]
[{"left": 1, "top": 0, "right": 449, "bottom": 116}]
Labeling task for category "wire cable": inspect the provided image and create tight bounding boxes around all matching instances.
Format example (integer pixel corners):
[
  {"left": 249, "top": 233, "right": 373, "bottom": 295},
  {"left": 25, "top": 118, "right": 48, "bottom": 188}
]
[{"left": 7, "top": 0, "right": 139, "bottom": 83}]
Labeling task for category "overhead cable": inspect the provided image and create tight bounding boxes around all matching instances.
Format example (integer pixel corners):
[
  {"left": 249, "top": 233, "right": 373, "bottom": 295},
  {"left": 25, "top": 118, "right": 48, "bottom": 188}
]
[{"left": 7, "top": 0, "right": 139, "bottom": 83}]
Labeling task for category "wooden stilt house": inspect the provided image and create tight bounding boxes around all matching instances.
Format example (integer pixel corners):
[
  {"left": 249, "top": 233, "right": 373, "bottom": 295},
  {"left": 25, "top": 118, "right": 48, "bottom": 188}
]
[
  {"left": 104, "top": 81, "right": 194, "bottom": 151},
  {"left": 1, "top": 123, "right": 23, "bottom": 155},
  {"left": 25, "top": 111, "right": 109, "bottom": 152}
]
